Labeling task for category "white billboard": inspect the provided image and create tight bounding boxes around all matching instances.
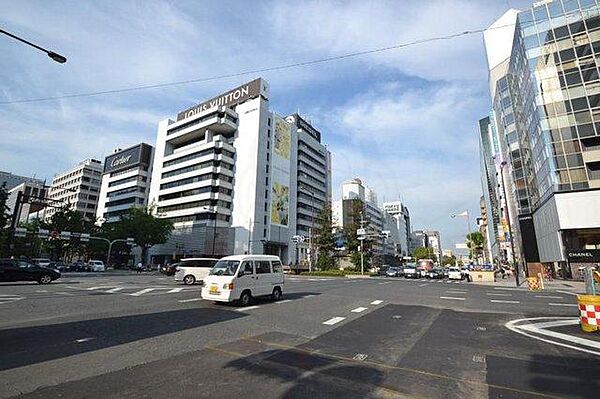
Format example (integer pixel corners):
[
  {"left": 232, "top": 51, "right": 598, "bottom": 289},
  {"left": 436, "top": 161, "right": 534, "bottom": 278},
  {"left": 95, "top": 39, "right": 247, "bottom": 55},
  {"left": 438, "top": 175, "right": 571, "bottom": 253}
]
[{"left": 270, "top": 115, "right": 291, "bottom": 227}]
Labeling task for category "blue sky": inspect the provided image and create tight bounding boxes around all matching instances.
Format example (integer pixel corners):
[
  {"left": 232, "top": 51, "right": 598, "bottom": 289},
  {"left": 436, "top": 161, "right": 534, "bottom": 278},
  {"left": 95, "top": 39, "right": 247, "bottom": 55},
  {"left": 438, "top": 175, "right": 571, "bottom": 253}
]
[{"left": 0, "top": 0, "right": 533, "bottom": 252}]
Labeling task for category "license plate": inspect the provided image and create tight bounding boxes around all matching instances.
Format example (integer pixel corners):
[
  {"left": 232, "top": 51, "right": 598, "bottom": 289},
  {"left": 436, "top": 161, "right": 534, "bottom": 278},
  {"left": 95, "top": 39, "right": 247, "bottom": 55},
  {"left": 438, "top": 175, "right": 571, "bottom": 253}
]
[{"left": 209, "top": 285, "right": 220, "bottom": 295}]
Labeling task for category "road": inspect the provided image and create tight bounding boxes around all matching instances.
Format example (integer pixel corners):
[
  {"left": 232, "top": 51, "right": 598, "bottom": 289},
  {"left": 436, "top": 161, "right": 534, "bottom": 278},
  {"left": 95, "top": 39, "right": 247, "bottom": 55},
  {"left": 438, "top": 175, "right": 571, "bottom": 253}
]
[{"left": 1, "top": 272, "right": 598, "bottom": 398}]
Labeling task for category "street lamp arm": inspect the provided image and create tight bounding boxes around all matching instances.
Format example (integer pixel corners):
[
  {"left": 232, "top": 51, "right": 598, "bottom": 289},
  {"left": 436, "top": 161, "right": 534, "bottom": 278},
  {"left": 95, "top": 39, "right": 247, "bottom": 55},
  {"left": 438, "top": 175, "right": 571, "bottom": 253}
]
[{"left": 0, "top": 28, "right": 67, "bottom": 63}]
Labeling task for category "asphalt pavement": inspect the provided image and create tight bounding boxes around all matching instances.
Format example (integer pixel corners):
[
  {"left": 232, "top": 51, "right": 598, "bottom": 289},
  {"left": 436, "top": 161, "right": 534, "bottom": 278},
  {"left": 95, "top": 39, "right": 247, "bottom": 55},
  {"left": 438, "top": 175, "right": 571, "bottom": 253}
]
[{"left": 1, "top": 272, "right": 598, "bottom": 398}]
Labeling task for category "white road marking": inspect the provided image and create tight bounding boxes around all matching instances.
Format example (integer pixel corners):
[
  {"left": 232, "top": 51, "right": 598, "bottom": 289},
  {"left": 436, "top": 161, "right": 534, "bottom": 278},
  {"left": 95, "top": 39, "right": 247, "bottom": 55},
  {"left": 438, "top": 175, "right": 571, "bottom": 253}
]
[
  {"left": 446, "top": 290, "right": 467, "bottom": 293},
  {"left": 506, "top": 317, "right": 600, "bottom": 356},
  {"left": 493, "top": 287, "right": 521, "bottom": 291},
  {"left": 178, "top": 298, "right": 202, "bottom": 303},
  {"left": 378, "top": 281, "right": 391, "bottom": 285},
  {"left": 323, "top": 317, "right": 346, "bottom": 325},
  {"left": 476, "top": 326, "right": 487, "bottom": 331},
  {"left": 353, "top": 353, "right": 368, "bottom": 361},
  {"left": 418, "top": 283, "right": 429, "bottom": 287},
  {"left": 55, "top": 291, "right": 75, "bottom": 296},
  {"left": 87, "top": 286, "right": 117, "bottom": 291},
  {"left": 371, "top": 300, "right": 383, "bottom": 305},
  {"left": 35, "top": 290, "right": 48, "bottom": 293},
  {"left": 548, "top": 303, "right": 577, "bottom": 307},
  {"left": 276, "top": 299, "right": 292, "bottom": 304},
  {"left": 490, "top": 300, "right": 520, "bottom": 304},
  {"left": 75, "top": 337, "right": 95, "bottom": 343},
  {"left": 129, "top": 288, "right": 156, "bottom": 297},
  {"left": 472, "top": 354, "right": 486, "bottom": 363},
  {"left": 305, "top": 294, "right": 316, "bottom": 298},
  {"left": 487, "top": 293, "right": 512, "bottom": 297},
  {"left": 440, "top": 296, "right": 465, "bottom": 301},
  {"left": 236, "top": 305, "right": 260, "bottom": 312},
  {"left": 556, "top": 290, "right": 579, "bottom": 296},
  {"left": 535, "top": 295, "right": 563, "bottom": 299},
  {"left": 105, "top": 287, "right": 125, "bottom": 293},
  {"left": 167, "top": 288, "right": 185, "bottom": 293},
  {"left": 351, "top": 307, "right": 368, "bottom": 313}
]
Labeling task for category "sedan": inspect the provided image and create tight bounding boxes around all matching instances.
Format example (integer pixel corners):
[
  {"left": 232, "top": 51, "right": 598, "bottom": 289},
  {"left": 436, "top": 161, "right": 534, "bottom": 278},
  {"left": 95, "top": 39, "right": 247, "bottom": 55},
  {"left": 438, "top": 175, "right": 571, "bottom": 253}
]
[
  {"left": 0, "top": 259, "right": 61, "bottom": 284},
  {"left": 385, "top": 267, "right": 403, "bottom": 277},
  {"left": 448, "top": 267, "right": 463, "bottom": 280},
  {"left": 426, "top": 268, "right": 445, "bottom": 279}
]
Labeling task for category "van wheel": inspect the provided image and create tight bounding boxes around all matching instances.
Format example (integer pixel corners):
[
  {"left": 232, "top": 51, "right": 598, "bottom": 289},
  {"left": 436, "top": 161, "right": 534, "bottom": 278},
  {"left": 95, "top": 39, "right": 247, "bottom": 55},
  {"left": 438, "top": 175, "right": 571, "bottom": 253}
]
[
  {"left": 239, "top": 290, "right": 252, "bottom": 306},
  {"left": 38, "top": 274, "right": 52, "bottom": 284},
  {"left": 183, "top": 275, "right": 196, "bottom": 285},
  {"left": 271, "top": 287, "right": 282, "bottom": 301}
]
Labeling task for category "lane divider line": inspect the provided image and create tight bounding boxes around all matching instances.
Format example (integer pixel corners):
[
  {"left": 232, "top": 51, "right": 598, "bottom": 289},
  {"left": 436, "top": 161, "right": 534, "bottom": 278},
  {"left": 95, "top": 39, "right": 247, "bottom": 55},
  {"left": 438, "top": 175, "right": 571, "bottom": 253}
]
[
  {"left": 129, "top": 288, "right": 156, "bottom": 297},
  {"left": 487, "top": 293, "right": 512, "bottom": 297},
  {"left": 236, "top": 305, "right": 260, "bottom": 312},
  {"left": 351, "top": 307, "right": 368, "bottom": 313},
  {"left": 535, "top": 295, "right": 563, "bottom": 299},
  {"left": 323, "top": 316, "right": 346, "bottom": 325},
  {"left": 490, "top": 300, "right": 520, "bottom": 304},
  {"left": 167, "top": 288, "right": 185, "bottom": 293},
  {"left": 439, "top": 296, "right": 465, "bottom": 301},
  {"left": 548, "top": 303, "right": 577, "bottom": 307},
  {"left": 178, "top": 298, "right": 202, "bottom": 303},
  {"left": 371, "top": 300, "right": 383, "bottom": 305}
]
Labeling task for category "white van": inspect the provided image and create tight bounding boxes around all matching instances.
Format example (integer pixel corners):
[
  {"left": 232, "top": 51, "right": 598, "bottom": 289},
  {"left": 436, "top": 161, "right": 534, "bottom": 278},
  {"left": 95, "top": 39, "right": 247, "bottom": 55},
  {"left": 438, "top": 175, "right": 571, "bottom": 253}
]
[
  {"left": 175, "top": 258, "right": 219, "bottom": 285},
  {"left": 89, "top": 260, "right": 105, "bottom": 272},
  {"left": 201, "top": 255, "right": 284, "bottom": 306}
]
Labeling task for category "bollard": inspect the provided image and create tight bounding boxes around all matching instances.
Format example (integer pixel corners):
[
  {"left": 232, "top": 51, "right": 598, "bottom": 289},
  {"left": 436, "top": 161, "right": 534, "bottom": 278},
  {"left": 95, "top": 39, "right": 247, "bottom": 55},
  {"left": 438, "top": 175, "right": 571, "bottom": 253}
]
[
  {"left": 577, "top": 294, "right": 600, "bottom": 333},
  {"left": 527, "top": 276, "right": 541, "bottom": 291}
]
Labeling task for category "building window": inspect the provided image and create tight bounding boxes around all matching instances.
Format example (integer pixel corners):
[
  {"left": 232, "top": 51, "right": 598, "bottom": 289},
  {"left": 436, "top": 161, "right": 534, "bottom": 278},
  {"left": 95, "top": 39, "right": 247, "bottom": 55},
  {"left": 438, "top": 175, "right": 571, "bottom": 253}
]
[
  {"left": 264, "top": 202, "right": 268, "bottom": 211},
  {"left": 268, "top": 118, "right": 271, "bottom": 126},
  {"left": 266, "top": 177, "right": 269, "bottom": 185},
  {"left": 266, "top": 164, "right": 269, "bottom": 173},
  {"left": 265, "top": 189, "right": 268, "bottom": 199},
  {"left": 264, "top": 215, "right": 267, "bottom": 224},
  {"left": 264, "top": 228, "right": 267, "bottom": 238}
]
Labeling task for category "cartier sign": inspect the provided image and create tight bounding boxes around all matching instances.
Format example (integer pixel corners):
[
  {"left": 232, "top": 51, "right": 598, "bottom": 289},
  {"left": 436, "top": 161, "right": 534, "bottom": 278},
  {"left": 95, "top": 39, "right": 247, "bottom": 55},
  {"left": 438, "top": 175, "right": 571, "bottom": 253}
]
[
  {"left": 177, "top": 78, "right": 262, "bottom": 121},
  {"left": 104, "top": 143, "right": 151, "bottom": 174},
  {"left": 111, "top": 154, "right": 132, "bottom": 168}
]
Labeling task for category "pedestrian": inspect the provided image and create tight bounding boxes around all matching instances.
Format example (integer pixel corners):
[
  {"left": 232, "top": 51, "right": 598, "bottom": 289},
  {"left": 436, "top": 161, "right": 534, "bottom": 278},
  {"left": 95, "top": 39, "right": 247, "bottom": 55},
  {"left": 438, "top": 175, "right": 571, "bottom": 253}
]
[{"left": 136, "top": 261, "right": 143, "bottom": 274}]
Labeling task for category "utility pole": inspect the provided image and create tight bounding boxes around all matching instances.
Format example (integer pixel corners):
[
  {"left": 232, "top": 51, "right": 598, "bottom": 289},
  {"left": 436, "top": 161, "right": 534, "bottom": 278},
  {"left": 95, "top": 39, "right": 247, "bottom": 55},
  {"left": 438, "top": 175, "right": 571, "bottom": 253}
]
[{"left": 359, "top": 212, "right": 367, "bottom": 275}]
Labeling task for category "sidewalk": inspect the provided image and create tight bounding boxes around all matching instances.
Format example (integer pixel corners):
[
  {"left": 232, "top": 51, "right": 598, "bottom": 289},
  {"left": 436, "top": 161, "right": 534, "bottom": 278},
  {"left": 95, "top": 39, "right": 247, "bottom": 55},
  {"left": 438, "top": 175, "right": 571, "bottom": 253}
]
[{"left": 472, "top": 275, "right": 585, "bottom": 293}]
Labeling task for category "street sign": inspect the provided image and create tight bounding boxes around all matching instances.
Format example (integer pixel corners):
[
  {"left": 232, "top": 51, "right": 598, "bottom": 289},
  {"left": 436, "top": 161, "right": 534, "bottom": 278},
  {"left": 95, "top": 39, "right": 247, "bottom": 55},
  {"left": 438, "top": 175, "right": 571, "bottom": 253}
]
[
  {"left": 357, "top": 228, "right": 366, "bottom": 236},
  {"left": 80, "top": 233, "right": 90, "bottom": 242},
  {"left": 126, "top": 237, "right": 135, "bottom": 245},
  {"left": 14, "top": 227, "right": 27, "bottom": 237},
  {"left": 60, "top": 231, "right": 71, "bottom": 240},
  {"left": 357, "top": 236, "right": 366, "bottom": 241},
  {"left": 37, "top": 229, "right": 49, "bottom": 238},
  {"left": 455, "top": 243, "right": 468, "bottom": 249}
]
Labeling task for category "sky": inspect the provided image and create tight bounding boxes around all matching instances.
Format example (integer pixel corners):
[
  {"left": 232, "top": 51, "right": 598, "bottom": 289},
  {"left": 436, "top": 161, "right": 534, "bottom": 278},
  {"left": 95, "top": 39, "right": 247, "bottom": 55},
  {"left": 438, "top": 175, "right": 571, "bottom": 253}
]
[{"left": 0, "top": 0, "right": 533, "bottom": 252}]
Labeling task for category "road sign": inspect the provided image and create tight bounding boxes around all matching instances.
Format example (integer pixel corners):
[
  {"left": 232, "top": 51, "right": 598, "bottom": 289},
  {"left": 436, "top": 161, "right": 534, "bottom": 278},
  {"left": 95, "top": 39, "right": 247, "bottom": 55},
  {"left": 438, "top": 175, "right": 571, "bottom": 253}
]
[
  {"left": 14, "top": 227, "right": 27, "bottom": 237},
  {"left": 126, "top": 237, "right": 135, "bottom": 245},
  {"left": 60, "top": 231, "right": 71, "bottom": 240},
  {"left": 37, "top": 229, "right": 49, "bottom": 238},
  {"left": 80, "top": 233, "right": 90, "bottom": 242},
  {"left": 357, "top": 236, "right": 366, "bottom": 241},
  {"left": 455, "top": 243, "right": 468, "bottom": 249},
  {"left": 357, "top": 228, "right": 366, "bottom": 236}
]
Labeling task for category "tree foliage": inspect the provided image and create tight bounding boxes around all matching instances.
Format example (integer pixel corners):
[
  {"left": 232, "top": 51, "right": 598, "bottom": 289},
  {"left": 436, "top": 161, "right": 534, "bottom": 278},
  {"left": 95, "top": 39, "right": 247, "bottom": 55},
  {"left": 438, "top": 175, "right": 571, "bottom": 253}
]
[
  {"left": 466, "top": 231, "right": 485, "bottom": 261},
  {"left": 313, "top": 202, "right": 336, "bottom": 270},
  {"left": 441, "top": 254, "right": 456, "bottom": 266},
  {"left": 0, "top": 183, "right": 11, "bottom": 256},
  {"left": 412, "top": 246, "right": 437, "bottom": 262},
  {"left": 342, "top": 199, "right": 371, "bottom": 269}
]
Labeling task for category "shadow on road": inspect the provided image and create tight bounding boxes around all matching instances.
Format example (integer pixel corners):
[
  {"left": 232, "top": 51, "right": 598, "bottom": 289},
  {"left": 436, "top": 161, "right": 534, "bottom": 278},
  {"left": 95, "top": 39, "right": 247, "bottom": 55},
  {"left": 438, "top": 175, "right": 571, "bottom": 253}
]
[
  {"left": 224, "top": 347, "right": 387, "bottom": 398},
  {"left": 0, "top": 308, "right": 245, "bottom": 371},
  {"left": 487, "top": 353, "right": 600, "bottom": 398}
]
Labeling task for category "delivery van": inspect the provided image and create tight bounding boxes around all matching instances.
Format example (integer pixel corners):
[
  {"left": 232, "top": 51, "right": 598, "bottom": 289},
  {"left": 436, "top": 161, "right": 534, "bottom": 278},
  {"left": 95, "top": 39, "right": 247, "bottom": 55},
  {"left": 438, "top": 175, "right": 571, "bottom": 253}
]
[{"left": 201, "top": 255, "right": 284, "bottom": 306}]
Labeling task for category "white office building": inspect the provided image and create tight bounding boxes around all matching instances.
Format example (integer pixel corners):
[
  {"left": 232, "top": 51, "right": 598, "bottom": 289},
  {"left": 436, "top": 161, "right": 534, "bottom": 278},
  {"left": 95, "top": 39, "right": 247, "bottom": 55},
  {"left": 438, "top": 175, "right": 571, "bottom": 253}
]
[
  {"left": 6, "top": 181, "right": 47, "bottom": 225},
  {"left": 148, "top": 78, "right": 331, "bottom": 264},
  {"left": 96, "top": 143, "right": 154, "bottom": 224},
  {"left": 46, "top": 159, "right": 103, "bottom": 221},
  {"left": 383, "top": 201, "right": 411, "bottom": 256}
]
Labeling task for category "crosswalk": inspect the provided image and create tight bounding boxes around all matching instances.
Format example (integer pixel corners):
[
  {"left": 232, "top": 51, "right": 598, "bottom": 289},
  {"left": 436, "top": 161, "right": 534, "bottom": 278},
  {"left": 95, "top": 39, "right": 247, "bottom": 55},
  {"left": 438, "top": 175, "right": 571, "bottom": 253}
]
[{"left": 63, "top": 285, "right": 199, "bottom": 297}]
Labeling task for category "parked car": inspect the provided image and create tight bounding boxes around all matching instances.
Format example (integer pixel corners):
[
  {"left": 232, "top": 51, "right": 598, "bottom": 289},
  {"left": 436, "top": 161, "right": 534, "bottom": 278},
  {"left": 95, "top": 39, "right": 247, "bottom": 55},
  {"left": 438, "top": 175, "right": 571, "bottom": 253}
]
[
  {"left": 201, "top": 255, "right": 284, "bottom": 306},
  {"left": 0, "top": 258, "right": 61, "bottom": 284},
  {"left": 88, "top": 260, "right": 105, "bottom": 272},
  {"left": 385, "top": 267, "right": 403, "bottom": 277},
  {"left": 426, "top": 268, "right": 445, "bottom": 279},
  {"left": 160, "top": 263, "right": 179, "bottom": 276},
  {"left": 378, "top": 265, "right": 390, "bottom": 276},
  {"left": 403, "top": 264, "right": 420, "bottom": 279},
  {"left": 68, "top": 261, "right": 89, "bottom": 272},
  {"left": 448, "top": 267, "right": 463, "bottom": 280},
  {"left": 31, "top": 258, "right": 52, "bottom": 267},
  {"left": 175, "top": 258, "right": 219, "bottom": 285},
  {"left": 48, "top": 261, "right": 67, "bottom": 272}
]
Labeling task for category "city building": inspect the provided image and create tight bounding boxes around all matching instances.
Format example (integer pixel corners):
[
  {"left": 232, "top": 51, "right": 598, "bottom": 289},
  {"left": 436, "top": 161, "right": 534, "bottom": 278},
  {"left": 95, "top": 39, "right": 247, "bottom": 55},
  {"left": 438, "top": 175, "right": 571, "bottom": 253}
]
[
  {"left": 383, "top": 201, "right": 411, "bottom": 256},
  {"left": 147, "top": 78, "right": 331, "bottom": 264},
  {"left": 409, "top": 230, "right": 427, "bottom": 255},
  {"left": 46, "top": 159, "right": 103, "bottom": 221},
  {"left": 96, "top": 143, "right": 154, "bottom": 224},
  {"left": 424, "top": 230, "right": 442, "bottom": 262},
  {"left": 6, "top": 181, "right": 47, "bottom": 225},
  {"left": 484, "top": 1, "right": 600, "bottom": 279},
  {"left": 334, "top": 178, "right": 386, "bottom": 254},
  {"left": 0, "top": 171, "right": 43, "bottom": 190}
]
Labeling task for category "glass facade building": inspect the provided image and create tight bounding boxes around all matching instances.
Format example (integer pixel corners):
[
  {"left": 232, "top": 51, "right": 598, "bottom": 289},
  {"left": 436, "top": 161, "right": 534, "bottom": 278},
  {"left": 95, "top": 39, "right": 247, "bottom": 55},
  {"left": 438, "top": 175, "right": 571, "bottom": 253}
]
[{"left": 485, "top": 0, "right": 600, "bottom": 277}]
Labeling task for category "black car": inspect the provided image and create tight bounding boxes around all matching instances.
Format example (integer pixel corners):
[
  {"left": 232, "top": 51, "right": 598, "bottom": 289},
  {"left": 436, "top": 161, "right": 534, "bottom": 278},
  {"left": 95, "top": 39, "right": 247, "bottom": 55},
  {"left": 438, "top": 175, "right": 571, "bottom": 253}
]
[
  {"left": 0, "top": 259, "right": 61, "bottom": 284},
  {"left": 385, "top": 267, "right": 403, "bottom": 277},
  {"left": 426, "top": 268, "right": 445, "bottom": 279},
  {"left": 160, "top": 263, "right": 179, "bottom": 276}
]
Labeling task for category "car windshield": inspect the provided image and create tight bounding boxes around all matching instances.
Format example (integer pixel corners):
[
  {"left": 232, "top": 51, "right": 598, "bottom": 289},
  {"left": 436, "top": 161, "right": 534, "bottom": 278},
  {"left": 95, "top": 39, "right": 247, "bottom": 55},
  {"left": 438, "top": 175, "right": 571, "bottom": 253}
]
[
  {"left": 209, "top": 260, "right": 240, "bottom": 276},
  {"left": 449, "top": 267, "right": 460, "bottom": 272}
]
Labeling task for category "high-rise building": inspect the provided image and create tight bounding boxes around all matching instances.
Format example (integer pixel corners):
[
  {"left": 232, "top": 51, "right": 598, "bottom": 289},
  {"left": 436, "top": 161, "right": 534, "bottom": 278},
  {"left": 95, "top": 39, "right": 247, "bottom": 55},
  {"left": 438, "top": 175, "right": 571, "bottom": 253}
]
[
  {"left": 383, "top": 201, "right": 411, "bottom": 256},
  {"left": 0, "top": 171, "right": 43, "bottom": 191},
  {"left": 148, "top": 78, "right": 331, "bottom": 264},
  {"left": 409, "top": 230, "right": 427, "bottom": 255},
  {"left": 96, "top": 143, "right": 154, "bottom": 224},
  {"left": 6, "top": 181, "right": 47, "bottom": 225},
  {"left": 485, "top": 1, "right": 600, "bottom": 278},
  {"left": 46, "top": 159, "right": 103, "bottom": 221},
  {"left": 423, "top": 230, "right": 442, "bottom": 262}
]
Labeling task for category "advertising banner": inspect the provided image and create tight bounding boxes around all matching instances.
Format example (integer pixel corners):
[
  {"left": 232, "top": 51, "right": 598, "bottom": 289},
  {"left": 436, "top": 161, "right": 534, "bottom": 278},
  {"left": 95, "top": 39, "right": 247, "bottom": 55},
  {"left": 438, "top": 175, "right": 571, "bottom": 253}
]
[{"left": 270, "top": 115, "right": 291, "bottom": 227}]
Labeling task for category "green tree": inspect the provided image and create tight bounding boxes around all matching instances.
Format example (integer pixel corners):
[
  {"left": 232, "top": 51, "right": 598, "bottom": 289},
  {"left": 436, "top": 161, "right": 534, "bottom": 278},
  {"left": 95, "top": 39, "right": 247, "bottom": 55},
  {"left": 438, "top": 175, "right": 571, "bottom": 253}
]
[
  {"left": 112, "top": 207, "right": 173, "bottom": 264},
  {"left": 313, "top": 202, "right": 336, "bottom": 270},
  {"left": 466, "top": 231, "right": 485, "bottom": 262},
  {"left": 413, "top": 246, "right": 437, "bottom": 262},
  {"left": 441, "top": 254, "right": 456, "bottom": 266},
  {"left": 45, "top": 206, "right": 98, "bottom": 261},
  {"left": 0, "top": 183, "right": 11, "bottom": 256},
  {"left": 343, "top": 199, "right": 370, "bottom": 270}
]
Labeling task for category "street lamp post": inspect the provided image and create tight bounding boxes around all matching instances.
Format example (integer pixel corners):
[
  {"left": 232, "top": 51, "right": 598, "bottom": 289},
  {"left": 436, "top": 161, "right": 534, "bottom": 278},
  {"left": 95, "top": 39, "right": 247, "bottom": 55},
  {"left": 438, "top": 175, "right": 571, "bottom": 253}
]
[
  {"left": 451, "top": 211, "right": 471, "bottom": 260},
  {"left": 90, "top": 237, "right": 134, "bottom": 268},
  {"left": 500, "top": 161, "right": 520, "bottom": 287},
  {"left": 0, "top": 28, "right": 67, "bottom": 63},
  {"left": 299, "top": 185, "right": 316, "bottom": 273}
]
